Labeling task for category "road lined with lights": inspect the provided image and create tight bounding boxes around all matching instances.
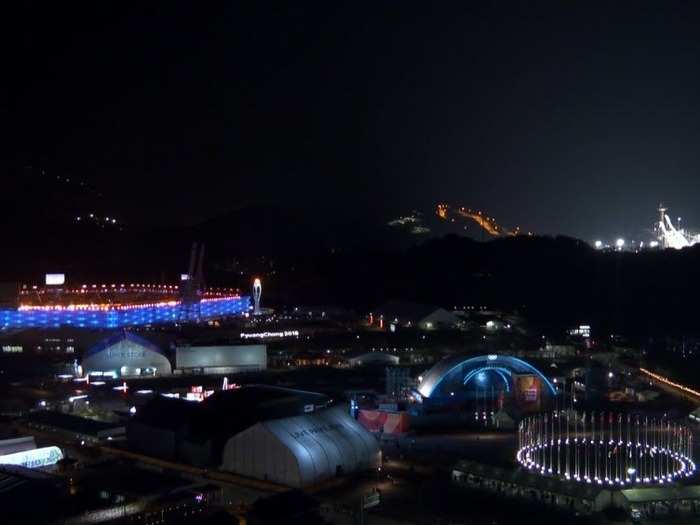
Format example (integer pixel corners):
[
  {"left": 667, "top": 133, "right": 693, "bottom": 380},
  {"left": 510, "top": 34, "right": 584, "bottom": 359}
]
[{"left": 639, "top": 368, "right": 700, "bottom": 400}]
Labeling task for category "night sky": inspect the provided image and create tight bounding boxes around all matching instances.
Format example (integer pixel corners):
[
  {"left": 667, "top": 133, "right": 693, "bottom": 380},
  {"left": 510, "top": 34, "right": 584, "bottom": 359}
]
[{"left": 9, "top": 2, "right": 700, "bottom": 240}]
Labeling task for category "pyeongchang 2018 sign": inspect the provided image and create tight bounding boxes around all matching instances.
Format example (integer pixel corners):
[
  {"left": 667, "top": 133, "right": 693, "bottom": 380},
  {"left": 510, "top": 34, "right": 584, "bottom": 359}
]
[{"left": 240, "top": 330, "right": 299, "bottom": 339}]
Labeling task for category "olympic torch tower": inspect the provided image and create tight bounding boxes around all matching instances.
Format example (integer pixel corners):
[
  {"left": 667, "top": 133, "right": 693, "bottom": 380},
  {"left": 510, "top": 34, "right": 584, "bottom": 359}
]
[{"left": 253, "top": 278, "right": 262, "bottom": 315}]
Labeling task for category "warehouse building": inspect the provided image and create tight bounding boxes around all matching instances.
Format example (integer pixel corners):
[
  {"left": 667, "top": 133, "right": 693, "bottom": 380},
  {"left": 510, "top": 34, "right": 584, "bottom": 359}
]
[
  {"left": 0, "top": 466, "right": 68, "bottom": 523},
  {"left": 221, "top": 406, "right": 381, "bottom": 487},
  {"left": 175, "top": 344, "right": 266, "bottom": 375},
  {"left": 127, "top": 385, "right": 331, "bottom": 467},
  {"left": 614, "top": 486, "right": 700, "bottom": 519},
  {"left": 452, "top": 460, "right": 612, "bottom": 514},
  {"left": 24, "top": 411, "right": 126, "bottom": 444}
]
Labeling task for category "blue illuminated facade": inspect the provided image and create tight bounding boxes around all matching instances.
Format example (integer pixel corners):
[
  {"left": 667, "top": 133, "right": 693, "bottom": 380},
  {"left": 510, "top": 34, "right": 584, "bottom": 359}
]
[
  {"left": 417, "top": 354, "right": 557, "bottom": 400},
  {"left": 0, "top": 297, "right": 251, "bottom": 329}
]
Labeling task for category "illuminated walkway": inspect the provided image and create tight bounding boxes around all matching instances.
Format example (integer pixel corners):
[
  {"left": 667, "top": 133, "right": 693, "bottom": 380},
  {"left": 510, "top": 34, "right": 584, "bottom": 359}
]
[{"left": 639, "top": 368, "right": 700, "bottom": 401}]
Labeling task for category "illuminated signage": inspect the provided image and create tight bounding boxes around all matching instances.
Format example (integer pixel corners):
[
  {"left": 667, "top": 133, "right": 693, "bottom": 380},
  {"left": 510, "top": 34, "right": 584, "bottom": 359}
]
[
  {"left": 289, "top": 422, "right": 343, "bottom": 440},
  {"left": 107, "top": 349, "right": 145, "bottom": 359},
  {"left": 523, "top": 389, "right": 538, "bottom": 402},
  {"left": 45, "top": 273, "right": 66, "bottom": 286},
  {"left": 240, "top": 330, "right": 299, "bottom": 339},
  {"left": 2, "top": 345, "right": 23, "bottom": 353}
]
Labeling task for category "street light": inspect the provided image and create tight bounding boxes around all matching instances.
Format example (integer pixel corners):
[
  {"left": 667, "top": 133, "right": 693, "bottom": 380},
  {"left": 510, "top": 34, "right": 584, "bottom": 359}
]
[{"left": 594, "top": 240, "right": 603, "bottom": 249}]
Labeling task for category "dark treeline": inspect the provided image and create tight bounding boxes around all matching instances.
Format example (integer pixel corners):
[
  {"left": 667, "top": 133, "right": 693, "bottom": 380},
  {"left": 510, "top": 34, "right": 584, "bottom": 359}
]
[{"left": 274, "top": 235, "right": 700, "bottom": 338}]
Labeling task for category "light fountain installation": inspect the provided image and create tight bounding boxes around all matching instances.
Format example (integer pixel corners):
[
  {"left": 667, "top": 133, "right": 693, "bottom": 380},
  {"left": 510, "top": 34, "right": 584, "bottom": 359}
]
[{"left": 517, "top": 410, "right": 695, "bottom": 486}]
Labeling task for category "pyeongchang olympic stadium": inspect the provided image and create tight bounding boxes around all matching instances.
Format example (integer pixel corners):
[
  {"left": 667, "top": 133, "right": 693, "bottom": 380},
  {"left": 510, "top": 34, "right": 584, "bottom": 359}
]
[{"left": 0, "top": 281, "right": 250, "bottom": 330}]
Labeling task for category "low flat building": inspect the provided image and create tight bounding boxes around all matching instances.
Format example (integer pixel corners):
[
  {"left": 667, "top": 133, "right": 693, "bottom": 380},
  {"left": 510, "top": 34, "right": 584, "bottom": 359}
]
[
  {"left": 24, "top": 411, "right": 125, "bottom": 444},
  {"left": 0, "top": 436, "right": 36, "bottom": 456},
  {"left": 614, "top": 486, "right": 700, "bottom": 519},
  {"left": 452, "top": 459, "right": 612, "bottom": 515},
  {"left": 175, "top": 344, "right": 266, "bottom": 375},
  {"left": 128, "top": 385, "right": 331, "bottom": 467},
  {"left": 0, "top": 465, "right": 68, "bottom": 523}
]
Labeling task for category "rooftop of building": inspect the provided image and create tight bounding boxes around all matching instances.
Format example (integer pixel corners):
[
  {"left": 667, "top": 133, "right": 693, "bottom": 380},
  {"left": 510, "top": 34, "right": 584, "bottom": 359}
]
[
  {"left": 132, "top": 385, "right": 331, "bottom": 445},
  {"left": 25, "top": 410, "right": 125, "bottom": 436},
  {"left": 453, "top": 459, "right": 609, "bottom": 501},
  {"left": 620, "top": 485, "right": 700, "bottom": 503}
]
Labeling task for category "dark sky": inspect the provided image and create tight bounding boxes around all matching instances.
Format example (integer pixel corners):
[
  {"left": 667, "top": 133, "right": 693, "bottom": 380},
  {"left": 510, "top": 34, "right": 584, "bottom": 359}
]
[{"left": 8, "top": 2, "right": 700, "bottom": 240}]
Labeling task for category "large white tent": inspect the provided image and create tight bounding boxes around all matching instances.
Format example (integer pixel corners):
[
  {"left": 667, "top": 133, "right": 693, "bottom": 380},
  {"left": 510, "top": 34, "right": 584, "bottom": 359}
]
[
  {"left": 82, "top": 332, "right": 172, "bottom": 377},
  {"left": 221, "top": 407, "right": 380, "bottom": 487}
]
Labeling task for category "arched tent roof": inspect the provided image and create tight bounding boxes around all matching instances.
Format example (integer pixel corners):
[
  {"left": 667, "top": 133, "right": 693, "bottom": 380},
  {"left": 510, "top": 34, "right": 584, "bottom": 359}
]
[
  {"left": 417, "top": 354, "right": 556, "bottom": 398},
  {"left": 221, "top": 406, "right": 380, "bottom": 487},
  {"left": 84, "top": 331, "right": 165, "bottom": 359},
  {"left": 82, "top": 331, "right": 171, "bottom": 376}
]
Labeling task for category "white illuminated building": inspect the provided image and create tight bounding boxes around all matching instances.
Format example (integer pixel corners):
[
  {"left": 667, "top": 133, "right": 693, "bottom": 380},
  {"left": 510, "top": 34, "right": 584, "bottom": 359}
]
[
  {"left": 657, "top": 205, "right": 700, "bottom": 250},
  {"left": 0, "top": 446, "right": 64, "bottom": 469}
]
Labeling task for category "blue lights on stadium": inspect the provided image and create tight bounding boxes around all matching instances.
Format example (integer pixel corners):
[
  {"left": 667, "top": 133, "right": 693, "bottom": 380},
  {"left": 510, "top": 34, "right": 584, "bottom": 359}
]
[{"left": 0, "top": 297, "right": 251, "bottom": 329}]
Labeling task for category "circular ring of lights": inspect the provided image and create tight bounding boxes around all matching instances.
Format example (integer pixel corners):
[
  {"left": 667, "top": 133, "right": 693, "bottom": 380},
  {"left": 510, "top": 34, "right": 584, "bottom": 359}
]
[{"left": 517, "top": 411, "right": 695, "bottom": 486}]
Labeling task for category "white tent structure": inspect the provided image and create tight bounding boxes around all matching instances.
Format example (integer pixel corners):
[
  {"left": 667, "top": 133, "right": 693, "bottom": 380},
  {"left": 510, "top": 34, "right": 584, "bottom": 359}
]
[{"left": 221, "top": 407, "right": 381, "bottom": 487}]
